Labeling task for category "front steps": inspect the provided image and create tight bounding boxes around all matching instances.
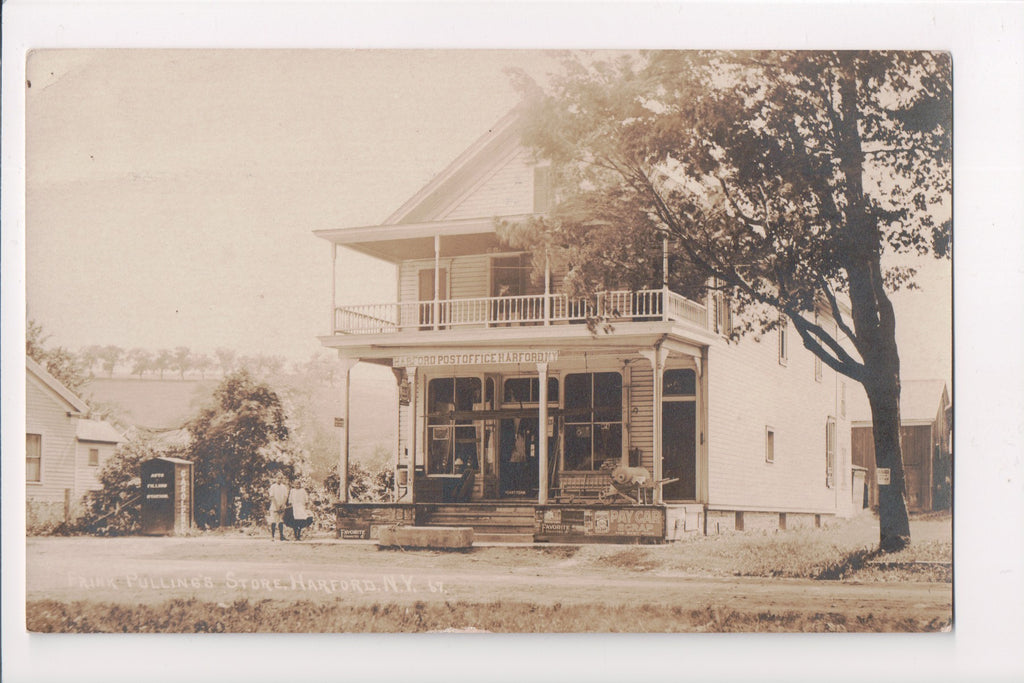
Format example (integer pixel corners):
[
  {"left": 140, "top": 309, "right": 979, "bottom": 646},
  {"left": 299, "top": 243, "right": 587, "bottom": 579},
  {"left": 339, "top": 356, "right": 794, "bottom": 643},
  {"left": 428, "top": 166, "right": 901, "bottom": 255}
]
[{"left": 419, "top": 503, "right": 536, "bottom": 543}]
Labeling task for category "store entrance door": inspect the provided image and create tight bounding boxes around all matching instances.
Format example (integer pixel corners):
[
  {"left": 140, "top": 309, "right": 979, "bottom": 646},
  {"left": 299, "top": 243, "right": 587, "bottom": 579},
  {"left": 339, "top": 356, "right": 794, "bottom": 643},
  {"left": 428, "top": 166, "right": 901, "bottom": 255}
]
[
  {"left": 499, "top": 417, "right": 539, "bottom": 497},
  {"left": 662, "top": 401, "right": 696, "bottom": 500}
]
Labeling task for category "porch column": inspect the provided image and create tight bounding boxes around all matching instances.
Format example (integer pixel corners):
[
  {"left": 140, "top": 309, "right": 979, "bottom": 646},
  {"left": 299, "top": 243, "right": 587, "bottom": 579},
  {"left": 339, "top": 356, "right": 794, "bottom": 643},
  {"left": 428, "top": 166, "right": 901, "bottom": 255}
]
[
  {"left": 391, "top": 367, "right": 404, "bottom": 502},
  {"left": 662, "top": 236, "right": 669, "bottom": 320},
  {"left": 406, "top": 366, "right": 418, "bottom": 505},
  {"left": 543, "top": 250, "right": 551, "bottom": 325},
  {"left": 433, "top": 235, "right": 441, "bottom": 330},
  {"left": 537, "top": 362, "right": 549, "bottom": 504},
  {"left": 331, "top": 243, "right": 338, "bottom": 333},
  {"left": 640, "top": 346, "right": 669, "bottom": 504},
  {"left": 337, "top": 357, "right": 358, "bottom": 503}
]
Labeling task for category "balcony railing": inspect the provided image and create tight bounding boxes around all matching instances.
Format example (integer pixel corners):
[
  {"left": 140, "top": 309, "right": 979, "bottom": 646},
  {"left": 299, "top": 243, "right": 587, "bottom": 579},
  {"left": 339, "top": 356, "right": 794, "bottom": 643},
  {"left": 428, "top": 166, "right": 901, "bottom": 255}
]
[{"left": 334, "top": 289, "right": 708, "bottom": 335}]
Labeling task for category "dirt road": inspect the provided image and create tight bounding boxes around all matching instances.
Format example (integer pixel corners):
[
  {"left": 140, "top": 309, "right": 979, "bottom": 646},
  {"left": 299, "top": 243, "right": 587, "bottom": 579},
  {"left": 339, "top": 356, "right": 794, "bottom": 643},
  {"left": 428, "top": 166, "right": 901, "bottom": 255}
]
[{"left": 26, "top": 536, "right": 951, "bottom": 629}]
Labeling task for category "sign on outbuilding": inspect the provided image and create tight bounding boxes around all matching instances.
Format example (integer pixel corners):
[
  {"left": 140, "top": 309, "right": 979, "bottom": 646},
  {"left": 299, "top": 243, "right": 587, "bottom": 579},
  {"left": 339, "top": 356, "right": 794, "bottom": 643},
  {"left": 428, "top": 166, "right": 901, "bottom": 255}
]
[{"left": 140, "top": 457, "right": 194, "bottom": 535}]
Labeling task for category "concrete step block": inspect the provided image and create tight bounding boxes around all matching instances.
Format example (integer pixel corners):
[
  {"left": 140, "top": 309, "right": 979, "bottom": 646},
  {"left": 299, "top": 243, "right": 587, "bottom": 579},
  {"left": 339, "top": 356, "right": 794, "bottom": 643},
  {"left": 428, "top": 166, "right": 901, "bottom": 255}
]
[{"left": 377, "top": 525, "right": 473, "bottom": 550}]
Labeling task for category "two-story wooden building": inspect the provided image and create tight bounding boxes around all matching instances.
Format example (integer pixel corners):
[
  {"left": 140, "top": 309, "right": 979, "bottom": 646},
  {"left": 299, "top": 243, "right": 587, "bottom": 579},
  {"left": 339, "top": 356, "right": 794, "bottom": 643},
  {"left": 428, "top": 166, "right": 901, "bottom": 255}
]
[{"left": 319, "top": 112, "right": 854, "bottom": 542}]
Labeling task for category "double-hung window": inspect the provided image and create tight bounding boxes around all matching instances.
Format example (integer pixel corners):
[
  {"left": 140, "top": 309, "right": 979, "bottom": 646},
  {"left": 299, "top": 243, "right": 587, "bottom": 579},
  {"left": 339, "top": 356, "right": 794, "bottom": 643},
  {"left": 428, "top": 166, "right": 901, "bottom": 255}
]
[
  {"left": 27, "top": 433, "right": 42, "bottom": 482},
  {"left": 563, "top": 372, "right": 622, "bottom": 471}
]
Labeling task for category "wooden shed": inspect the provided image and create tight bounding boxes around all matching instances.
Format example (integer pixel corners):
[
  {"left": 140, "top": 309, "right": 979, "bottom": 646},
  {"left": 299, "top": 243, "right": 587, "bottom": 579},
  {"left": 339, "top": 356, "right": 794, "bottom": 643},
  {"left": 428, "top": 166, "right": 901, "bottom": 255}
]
[{"left": 850, "top": 380, "right": 951, "bottom": 512}]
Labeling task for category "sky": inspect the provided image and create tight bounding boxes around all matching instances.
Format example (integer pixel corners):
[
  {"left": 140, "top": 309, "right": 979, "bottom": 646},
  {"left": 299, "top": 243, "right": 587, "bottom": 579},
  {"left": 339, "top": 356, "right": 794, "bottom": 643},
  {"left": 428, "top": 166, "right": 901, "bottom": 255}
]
[{"left": 24, "top": 49, "right": 951, "bottom": 385}]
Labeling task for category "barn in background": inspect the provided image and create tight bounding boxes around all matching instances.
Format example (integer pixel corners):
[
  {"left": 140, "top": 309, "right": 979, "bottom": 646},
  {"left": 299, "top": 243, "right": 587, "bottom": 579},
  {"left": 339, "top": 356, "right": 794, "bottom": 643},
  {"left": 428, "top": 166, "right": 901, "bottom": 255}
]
[{"left": 850, "top": 379, "right": 951, "bottom": 512}]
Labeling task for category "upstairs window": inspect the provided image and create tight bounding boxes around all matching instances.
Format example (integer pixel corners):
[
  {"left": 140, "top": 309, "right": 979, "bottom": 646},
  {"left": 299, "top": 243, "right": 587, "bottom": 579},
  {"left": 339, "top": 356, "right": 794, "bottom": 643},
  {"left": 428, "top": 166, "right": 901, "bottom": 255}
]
[
  {"left": 765, "top": 427, "right": 775, "bottom": 464},
  {"left": 778, "top": 317, "right": 789, "bottom": 366},
  {"left": 533, "top": 165, "right": 554, "bottom": 213},
  {"left": 27, "top": 433, "right": 42, "bottom": 482},
  {"left": 88, "top": 447, "right": 100, "bottom": 467}
]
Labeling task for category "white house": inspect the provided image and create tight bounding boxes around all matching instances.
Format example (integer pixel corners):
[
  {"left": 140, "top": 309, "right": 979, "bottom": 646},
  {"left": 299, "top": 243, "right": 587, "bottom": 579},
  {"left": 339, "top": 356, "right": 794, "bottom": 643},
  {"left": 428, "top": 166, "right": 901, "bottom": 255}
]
[
  {"left": 317, "top": 112, "right": 854, "bottom": 542},
  {"left": 26, "top": 357, "right": 124, "bottom": 527}
]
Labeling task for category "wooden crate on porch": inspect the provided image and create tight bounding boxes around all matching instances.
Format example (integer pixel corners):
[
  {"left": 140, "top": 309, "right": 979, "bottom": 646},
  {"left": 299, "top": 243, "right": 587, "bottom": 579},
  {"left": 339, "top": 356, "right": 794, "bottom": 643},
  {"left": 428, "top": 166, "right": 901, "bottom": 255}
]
[{"left": 553, "top": 471, "right": 612, "bottom": 503}]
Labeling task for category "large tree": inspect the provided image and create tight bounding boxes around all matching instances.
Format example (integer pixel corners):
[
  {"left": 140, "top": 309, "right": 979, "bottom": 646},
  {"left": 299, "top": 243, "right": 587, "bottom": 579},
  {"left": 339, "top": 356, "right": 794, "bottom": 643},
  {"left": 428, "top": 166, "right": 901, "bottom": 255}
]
[
  {"left": 505, "top": 51, "right": 950, "bottom": 551},
  {"left": 186, "top": 369, "right": 295, "bottom": 527}
]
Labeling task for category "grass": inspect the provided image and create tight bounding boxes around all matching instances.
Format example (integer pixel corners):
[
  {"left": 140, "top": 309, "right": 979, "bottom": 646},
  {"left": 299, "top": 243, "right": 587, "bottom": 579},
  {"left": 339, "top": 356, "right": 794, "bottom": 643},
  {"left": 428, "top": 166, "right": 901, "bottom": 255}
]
[
  {"left": 26, "top": 597, "right": 951, "bottom": 633},
  {"left": 583, "top": 511, "right": 951, "bottom": 582}
]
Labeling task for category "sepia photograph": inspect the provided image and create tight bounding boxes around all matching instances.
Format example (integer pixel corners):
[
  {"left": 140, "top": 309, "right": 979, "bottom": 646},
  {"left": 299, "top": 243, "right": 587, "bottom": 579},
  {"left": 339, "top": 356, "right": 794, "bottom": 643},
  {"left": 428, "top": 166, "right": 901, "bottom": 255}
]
[{"left": 3, "top": 2, "right": 1023, "bottom": 682}]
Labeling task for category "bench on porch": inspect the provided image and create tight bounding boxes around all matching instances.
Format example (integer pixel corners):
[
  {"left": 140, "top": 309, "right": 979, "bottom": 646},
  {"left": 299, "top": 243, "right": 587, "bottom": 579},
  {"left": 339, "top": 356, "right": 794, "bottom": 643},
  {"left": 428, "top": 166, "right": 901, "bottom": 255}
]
[{"left": 553, "top": 471, "right": 613, "bottom": 503}]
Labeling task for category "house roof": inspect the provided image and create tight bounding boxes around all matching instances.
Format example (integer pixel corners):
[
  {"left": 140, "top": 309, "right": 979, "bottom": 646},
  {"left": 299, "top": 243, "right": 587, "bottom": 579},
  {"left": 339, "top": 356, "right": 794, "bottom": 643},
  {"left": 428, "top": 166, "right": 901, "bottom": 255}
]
[
  {"left": 26, "top": 356, "right": 90, "bottom": 415},
  {"left": 314, "top": 109, "right": 531, "bottom": 261},
  {"left": 76, "top": 419, "right": 125, "bottom": 443},
  {"left": 849, "top": 379, "right": 950, "bottom": 424}
]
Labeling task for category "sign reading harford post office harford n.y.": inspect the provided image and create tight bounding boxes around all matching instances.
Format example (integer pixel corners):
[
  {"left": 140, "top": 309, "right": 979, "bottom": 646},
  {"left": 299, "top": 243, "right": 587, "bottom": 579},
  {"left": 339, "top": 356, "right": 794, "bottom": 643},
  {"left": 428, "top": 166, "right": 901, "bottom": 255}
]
[{"left": 392, "top": 350, "right": 558, "bottom": 367}]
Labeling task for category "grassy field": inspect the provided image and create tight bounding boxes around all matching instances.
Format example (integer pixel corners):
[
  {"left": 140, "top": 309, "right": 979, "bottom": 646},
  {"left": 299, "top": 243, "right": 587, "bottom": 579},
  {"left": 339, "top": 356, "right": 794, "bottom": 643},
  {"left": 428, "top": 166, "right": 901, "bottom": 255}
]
[{"left": 27, "top": 597, "right": 950, "bottom": 633}]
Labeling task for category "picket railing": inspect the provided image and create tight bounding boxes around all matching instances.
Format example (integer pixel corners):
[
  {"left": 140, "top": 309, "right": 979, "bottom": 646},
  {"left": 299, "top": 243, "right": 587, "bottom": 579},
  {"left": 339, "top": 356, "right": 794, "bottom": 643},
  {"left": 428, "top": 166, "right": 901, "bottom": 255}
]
[{"left": 334, "top": 289, "right": 707, "bottom": 335}]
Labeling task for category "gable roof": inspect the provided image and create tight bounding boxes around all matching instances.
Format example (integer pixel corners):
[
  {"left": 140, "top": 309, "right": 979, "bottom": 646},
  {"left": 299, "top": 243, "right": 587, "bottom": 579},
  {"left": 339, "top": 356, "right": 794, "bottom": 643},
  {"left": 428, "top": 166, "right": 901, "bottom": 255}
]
[
  {"left": 849, "top": 379, "right": 950, "bottom": 424},
  {"left": 27, "top": 356, "right": 90, "bottom": 415},
  {"left": 383, "top": 108, "right": 525, "bottom": 225}
]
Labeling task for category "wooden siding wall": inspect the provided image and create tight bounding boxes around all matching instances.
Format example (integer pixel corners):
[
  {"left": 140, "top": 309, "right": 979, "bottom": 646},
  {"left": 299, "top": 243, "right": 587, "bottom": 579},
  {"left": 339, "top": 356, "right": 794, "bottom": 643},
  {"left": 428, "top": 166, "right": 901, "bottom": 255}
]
[
  {"left": 627, "top": 361, "right": 655, "bottom": 472},
  {"left": 440, "top": 148, "right": 536, "bottom": 221},
  {"left": 26, "top": 375, "right": 79, "bottom": 505},
  {"left": 75, "top": 441, "right": 117, "bottom": 494},
  {"left": 706, "top": 316, "right": 851, "bottom": 514}
]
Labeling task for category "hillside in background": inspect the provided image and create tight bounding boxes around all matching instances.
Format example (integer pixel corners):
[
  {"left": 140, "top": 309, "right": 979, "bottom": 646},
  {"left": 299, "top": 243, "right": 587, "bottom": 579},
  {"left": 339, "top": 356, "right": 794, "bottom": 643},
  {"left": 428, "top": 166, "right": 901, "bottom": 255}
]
[{"left": 84, "top": 369, "right": 396, "bottom": 480}]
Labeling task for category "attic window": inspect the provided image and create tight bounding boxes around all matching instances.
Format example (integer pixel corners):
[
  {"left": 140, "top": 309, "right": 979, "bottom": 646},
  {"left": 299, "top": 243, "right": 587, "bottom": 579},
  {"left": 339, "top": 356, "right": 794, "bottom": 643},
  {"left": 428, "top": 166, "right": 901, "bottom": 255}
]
[{"left": 533, "top": 166, "right": 554, "bottom": 213}]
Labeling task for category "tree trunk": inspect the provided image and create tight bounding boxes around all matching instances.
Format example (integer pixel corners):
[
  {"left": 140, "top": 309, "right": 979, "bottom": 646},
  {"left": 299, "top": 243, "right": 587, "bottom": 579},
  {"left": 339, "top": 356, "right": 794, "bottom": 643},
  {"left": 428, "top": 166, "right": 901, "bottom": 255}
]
[{"left": 863, "top": 363, "right": 912, "bottom": 552}]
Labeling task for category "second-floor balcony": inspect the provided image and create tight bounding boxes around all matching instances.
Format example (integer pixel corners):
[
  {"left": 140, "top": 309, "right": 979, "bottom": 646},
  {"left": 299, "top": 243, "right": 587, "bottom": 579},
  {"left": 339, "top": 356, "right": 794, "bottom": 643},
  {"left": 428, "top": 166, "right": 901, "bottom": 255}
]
[{"left": 333, "top": 288, "right": 708, "bottom": 336}]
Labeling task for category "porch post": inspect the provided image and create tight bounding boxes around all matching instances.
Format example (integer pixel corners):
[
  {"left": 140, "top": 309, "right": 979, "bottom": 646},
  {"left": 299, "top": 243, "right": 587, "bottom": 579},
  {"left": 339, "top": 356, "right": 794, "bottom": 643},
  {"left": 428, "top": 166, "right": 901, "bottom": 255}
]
[
  {"left": 331, "top": 243, "right": 338, "bottom": 333},
  {"left": 641, "top": 346, "right": 669, "bottom": 504},
  {"left": 391, "top": 367, "right": 404, "bottom": 502},
  {"left": 543, "top": 250, "right": 551, "bottom": 325},
  {"left": 433, "top": 234, "right": 441, "bottom": 331},
  {"left": 338, "top": 357, "right": 358, "bottom": 503},
  {"left": 537, "top": 362, "right": 549, "bottom": 504},
  {"left": 662, "top": 236, "right": 669, "bottom": 320},
  {"left": 407, "top": 366, "right": 418, "bottom": 505}
]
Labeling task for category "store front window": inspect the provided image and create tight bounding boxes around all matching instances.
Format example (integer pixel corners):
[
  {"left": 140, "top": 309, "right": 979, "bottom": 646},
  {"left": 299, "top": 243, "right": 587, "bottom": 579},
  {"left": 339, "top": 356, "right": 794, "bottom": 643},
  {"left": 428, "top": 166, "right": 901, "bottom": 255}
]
[
  {"left": 427, "top": 377, "right": 482, "bottom": 474},
  {"left": 563, "top": 372, "right": 622, "bottom": 471}
]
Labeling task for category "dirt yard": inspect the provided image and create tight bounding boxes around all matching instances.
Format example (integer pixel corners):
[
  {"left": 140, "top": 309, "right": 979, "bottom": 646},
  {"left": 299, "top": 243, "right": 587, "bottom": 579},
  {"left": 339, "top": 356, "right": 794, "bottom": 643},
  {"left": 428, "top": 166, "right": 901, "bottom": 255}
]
[{"left": 25, "top": 512, "right": 952, "bottom": 632}]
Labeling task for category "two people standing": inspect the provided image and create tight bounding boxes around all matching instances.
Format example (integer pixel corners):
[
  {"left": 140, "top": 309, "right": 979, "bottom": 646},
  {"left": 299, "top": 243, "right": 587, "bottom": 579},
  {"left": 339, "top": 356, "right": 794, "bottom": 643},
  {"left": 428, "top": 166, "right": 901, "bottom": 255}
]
[{"left": 267, "top": 473, "right": 314, "bottom": 541}]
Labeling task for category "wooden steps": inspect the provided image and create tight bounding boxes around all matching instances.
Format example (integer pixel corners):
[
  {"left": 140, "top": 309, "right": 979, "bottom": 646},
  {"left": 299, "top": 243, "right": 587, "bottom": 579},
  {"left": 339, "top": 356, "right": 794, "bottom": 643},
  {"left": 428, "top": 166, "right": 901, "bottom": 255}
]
[{"left": 420, "top": 504, "right": 536, "bottom": 540}]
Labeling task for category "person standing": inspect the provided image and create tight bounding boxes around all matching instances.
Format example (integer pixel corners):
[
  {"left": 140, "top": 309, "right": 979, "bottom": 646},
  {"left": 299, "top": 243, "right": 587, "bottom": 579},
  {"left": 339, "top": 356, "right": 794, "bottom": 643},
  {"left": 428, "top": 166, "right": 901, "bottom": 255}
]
[
  {"left": 288, "top": 485, "right": 314, "bottom": 540},
  {"left": 267, "top": 473, "right": 290, "bottom": 541}
]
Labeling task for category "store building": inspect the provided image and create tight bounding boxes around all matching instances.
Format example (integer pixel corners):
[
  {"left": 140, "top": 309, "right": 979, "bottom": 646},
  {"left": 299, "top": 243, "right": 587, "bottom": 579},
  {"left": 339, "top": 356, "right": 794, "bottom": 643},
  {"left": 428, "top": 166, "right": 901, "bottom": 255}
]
[{"left": 318, "top": 112, "right": 854, "bottom": 542}]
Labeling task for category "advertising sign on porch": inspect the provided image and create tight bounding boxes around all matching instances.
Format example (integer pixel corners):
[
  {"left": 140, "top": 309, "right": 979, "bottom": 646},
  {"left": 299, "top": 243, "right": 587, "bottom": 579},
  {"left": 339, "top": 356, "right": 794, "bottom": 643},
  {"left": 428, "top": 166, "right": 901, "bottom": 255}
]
[
  {"left": 877, "top": 468, "right": 891, "bottom": 485},
  {"left": 392, "top": 350, "right": 558, "bottom": 368}
]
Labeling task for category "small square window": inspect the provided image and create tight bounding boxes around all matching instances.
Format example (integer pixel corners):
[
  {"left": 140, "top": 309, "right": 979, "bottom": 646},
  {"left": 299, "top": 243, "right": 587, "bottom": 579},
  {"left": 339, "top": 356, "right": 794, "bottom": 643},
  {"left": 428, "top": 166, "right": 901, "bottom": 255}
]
[
  {"left": 88, "top": 448, "right": 99, "bottom": 467},
  {"left": 765, "top": 427, "right": 775, "bottom": 464}
]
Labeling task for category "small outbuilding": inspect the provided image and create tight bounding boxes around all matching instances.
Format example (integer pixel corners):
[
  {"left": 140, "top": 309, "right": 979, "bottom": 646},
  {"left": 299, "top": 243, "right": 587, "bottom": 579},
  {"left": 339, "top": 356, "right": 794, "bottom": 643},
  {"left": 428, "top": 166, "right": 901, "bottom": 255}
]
[{"left": 850, "top": 379, "right": 951, "bottom": 512}]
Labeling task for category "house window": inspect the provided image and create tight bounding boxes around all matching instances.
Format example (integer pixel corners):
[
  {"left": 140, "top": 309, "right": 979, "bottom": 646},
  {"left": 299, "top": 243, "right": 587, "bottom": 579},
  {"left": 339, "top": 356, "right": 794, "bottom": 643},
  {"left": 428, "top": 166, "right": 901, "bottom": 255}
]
[
  {"left": 427, "top": 377, "right": 482, "bottom": 474},
  {"left": 503, "top": 376, "right": 559, "bottom": 405},
  {"left": 88, "top": 447, "right": 100, "bottom": 467},
  {"left": 840, "top": 382, "right": 846, "bottom": 417},
  {"left": 778, "top": 317, "right": 789, "bottom": 365},
  {"left": 563, "top": 372, "right": 622, "bottom": 471},
  {"left": 825, "top": 416, "right": 837, "bottom": 488},
  {"left": 711, "top": 283, "right": 732, "bottom": 336},
  {"left": 765, "top": 427, "right": 775, "bottom": 464},
  {"left": 27, "top": 433, "right": 42, "bottom": 482},
  {"left": 813, "top": 313, "right": 823, "bottom": 381}
]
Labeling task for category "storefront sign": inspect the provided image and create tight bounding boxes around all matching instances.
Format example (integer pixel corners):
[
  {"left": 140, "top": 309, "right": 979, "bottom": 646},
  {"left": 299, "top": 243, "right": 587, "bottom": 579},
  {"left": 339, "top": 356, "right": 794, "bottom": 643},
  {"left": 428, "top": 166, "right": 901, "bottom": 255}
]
[
  {"left": 393, "top": 350, "right": 558, "bottom": 368},
  {"left": 536, "top": 506, "right": 664, "bottom": 539}
]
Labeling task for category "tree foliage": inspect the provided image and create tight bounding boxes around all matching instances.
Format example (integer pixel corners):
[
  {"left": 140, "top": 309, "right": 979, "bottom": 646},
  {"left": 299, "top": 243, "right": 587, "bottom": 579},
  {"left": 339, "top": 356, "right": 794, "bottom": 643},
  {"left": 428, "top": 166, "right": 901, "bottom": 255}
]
[
  {"left": 506, "top": 51, "right": 951, "bottom": 551},
  {"left": 26, "top": 318, "right": 90, "bottom": 393},
  {"left": 185, "top": 369, "right": 295, "bottom": 527}
]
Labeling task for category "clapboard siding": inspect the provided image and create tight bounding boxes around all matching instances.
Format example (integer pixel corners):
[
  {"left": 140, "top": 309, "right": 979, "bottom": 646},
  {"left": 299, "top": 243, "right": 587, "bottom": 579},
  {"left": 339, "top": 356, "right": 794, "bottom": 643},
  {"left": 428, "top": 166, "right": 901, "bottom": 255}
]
[
  {"left": 75, "top": 441, "right": 117, "bottom": 494},
  {"left": 26, "top": 375, "right": 79, "bottom": 504},
  {"left": 706, "top": 316, "right": 851, "bottom": 513},
  {"left": 441, "top": 148, "right": 535, "bottom": 220},
  {"left": 628, "top": 362, "right": 655, "bottom": 471}
]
